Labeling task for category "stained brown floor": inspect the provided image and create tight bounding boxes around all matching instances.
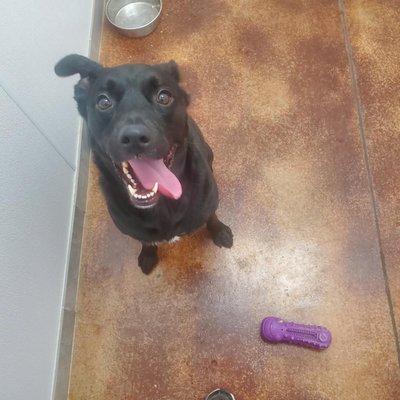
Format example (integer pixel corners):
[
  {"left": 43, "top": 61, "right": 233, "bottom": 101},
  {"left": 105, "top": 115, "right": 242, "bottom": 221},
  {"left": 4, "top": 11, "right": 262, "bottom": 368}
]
[{"left": 68, "top": 1, "right": 400, "bottom": 399}]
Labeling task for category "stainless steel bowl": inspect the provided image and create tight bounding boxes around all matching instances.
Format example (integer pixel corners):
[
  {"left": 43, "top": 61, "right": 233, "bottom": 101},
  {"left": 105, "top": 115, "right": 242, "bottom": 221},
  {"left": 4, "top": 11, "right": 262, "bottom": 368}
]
[
  {"left": 205, "top": 389, "right": 235, "bottom": 400},
  {"left": 106, "top": 0, "right": 162, "bottom": 38}
]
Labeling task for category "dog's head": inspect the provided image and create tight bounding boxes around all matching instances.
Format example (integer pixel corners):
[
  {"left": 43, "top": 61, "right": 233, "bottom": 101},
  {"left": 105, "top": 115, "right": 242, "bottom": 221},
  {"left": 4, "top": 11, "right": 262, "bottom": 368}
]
[{"left": 55, "top": 54, "right": 190, "bottom": 209}]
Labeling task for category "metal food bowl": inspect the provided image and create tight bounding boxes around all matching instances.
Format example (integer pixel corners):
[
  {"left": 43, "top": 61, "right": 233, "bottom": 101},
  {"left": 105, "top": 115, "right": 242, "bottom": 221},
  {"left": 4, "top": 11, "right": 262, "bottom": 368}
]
[
  {"left": 106, "top": 0, "right": 162, "bottom": 38},
  {"left": 205, "top": 389, "right": 235, "bottom": 400}
]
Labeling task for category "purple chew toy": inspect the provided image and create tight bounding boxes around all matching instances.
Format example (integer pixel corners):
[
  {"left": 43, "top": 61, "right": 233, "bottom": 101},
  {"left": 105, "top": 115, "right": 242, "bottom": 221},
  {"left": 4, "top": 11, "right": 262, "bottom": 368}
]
[{"left": 261, "top": 316, "right": 332, "bottom": 350}]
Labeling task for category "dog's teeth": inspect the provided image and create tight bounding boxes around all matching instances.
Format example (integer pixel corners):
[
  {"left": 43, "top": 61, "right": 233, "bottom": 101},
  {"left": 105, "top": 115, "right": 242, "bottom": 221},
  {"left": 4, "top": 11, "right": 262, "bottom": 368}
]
[
  {"left": 151, "top": 182, "right": 159, "bottom": 194},
  {"left": 128, "top": 181, "right": 157, "bottom": 201},
  {"left": 132, "top": 190, "right": 141, "bottom": 199},
  {"left": 128, "top": 185, "right": 136, "bottom": 195},
  {"left": 127, "top": 173, "right": 132, "bottom": 179}
]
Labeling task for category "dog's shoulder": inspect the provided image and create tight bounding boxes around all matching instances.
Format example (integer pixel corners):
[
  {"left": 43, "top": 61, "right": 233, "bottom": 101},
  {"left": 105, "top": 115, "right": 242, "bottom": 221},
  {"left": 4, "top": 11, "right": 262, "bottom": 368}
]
[{"left": 187, "top": 117, "right": 214, "bottom": 168}]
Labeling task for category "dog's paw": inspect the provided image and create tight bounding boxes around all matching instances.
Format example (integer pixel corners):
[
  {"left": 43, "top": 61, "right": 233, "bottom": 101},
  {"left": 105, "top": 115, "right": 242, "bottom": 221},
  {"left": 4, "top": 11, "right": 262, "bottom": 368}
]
[
  {"left": 211, "top": 224, "right": 233, "bottom": 249},
  {"left": 138, "top": 251, "right": 159, "bottom": 275}
]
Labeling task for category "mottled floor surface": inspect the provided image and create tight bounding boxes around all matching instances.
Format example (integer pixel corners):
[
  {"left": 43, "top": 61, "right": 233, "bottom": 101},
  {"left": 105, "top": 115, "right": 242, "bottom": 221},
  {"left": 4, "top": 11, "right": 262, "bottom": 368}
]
[{"left": 69, "top": 1, "right": 400, "bottom": 399}]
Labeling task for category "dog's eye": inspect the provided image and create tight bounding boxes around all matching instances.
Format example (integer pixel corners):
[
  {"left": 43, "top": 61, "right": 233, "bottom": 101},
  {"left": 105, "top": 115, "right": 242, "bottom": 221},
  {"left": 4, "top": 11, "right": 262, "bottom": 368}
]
[
  {"left": 156, "top": 90, "right": 173, "bottom": 106},
  {"left": 96, "top": 94, "right": 112, "bottom": 110}
]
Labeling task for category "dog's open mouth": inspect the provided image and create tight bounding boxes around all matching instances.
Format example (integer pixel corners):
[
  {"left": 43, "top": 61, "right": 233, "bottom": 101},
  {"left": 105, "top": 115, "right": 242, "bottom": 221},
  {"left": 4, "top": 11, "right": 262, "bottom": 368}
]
[{"left": 116, "top": 145, "right": 182, "bottom": 209}]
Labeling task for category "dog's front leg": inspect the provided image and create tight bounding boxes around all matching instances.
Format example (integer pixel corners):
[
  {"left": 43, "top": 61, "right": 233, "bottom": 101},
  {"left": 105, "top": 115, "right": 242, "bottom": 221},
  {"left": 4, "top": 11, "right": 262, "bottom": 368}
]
[
  {"left": 207, "top": 213, "right": 233, "bottom": 249},
  {"left": 138, "top": 244, "right": 159, "bottom": 274}
]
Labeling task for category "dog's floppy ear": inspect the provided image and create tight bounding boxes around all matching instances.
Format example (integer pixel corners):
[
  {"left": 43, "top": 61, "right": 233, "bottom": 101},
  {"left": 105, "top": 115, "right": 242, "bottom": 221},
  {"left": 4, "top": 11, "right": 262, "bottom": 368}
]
[
  {"left": 55, "top": 54, "right": 103, "bottom": 118},
  {"left": 157, "top": 61, "right": 190, "bottom": 105},
  {"left": 55, "top": 54, "right": 102, "bottom": 79},
  {"left": 158, "top": 60, "right": 180, "bottom": 82}
]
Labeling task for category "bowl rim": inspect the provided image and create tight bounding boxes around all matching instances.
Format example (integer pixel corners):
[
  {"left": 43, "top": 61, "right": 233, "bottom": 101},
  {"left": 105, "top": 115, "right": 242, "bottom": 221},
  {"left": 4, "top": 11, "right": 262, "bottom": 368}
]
[{"left": 105, "top": 0, "right": 163, "bottom": 31}]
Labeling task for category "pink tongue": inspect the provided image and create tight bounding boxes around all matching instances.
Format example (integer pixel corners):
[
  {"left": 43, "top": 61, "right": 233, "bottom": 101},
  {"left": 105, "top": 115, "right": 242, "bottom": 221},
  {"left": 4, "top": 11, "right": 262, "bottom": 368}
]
[{"left": 128, "top": 158, "right": 182, "bottom": 200}]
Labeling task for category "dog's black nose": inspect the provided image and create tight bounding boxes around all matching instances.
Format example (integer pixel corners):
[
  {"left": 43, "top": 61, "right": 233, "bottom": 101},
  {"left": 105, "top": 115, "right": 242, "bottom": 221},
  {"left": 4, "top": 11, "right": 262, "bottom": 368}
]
[{"left": 119, "top": 128, "right": 152, "bottom": 150}]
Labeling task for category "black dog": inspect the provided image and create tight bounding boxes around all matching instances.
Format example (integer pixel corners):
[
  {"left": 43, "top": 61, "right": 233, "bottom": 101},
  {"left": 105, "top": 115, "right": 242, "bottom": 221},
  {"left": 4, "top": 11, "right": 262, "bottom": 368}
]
[{"left": 55, "top": 55, "right": 233, "bottom": 274}]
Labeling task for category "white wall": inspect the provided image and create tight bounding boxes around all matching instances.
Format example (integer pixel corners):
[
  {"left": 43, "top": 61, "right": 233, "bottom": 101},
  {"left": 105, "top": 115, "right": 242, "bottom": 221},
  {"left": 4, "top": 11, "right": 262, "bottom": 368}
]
[{"left": 0, "top": 1, "right": 94, "bottom": 399}]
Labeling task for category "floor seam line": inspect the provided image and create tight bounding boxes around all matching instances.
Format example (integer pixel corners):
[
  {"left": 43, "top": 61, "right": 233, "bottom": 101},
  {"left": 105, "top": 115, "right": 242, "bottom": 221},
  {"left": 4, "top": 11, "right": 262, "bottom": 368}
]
[{"left": 338, "top": 0, "right": 400, "bottom": 367}]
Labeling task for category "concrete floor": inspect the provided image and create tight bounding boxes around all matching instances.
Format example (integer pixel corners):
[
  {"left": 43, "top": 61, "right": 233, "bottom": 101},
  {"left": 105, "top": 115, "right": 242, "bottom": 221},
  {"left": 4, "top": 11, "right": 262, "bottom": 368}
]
[{"left": 69, "top": 1, "right": 400, "bottom": 399}]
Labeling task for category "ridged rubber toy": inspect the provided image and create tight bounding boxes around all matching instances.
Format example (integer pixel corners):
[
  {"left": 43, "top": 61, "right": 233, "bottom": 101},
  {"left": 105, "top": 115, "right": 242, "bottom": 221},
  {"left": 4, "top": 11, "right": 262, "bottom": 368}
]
[{"left": 261, "top": 316, "right": 331, "bottom": 350}]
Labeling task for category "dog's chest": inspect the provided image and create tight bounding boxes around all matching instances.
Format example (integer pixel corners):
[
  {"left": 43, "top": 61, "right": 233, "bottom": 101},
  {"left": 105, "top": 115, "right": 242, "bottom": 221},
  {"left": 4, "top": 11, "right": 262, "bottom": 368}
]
[{"left": 151, "top": 235, "right": 181, "bottom": 246}]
